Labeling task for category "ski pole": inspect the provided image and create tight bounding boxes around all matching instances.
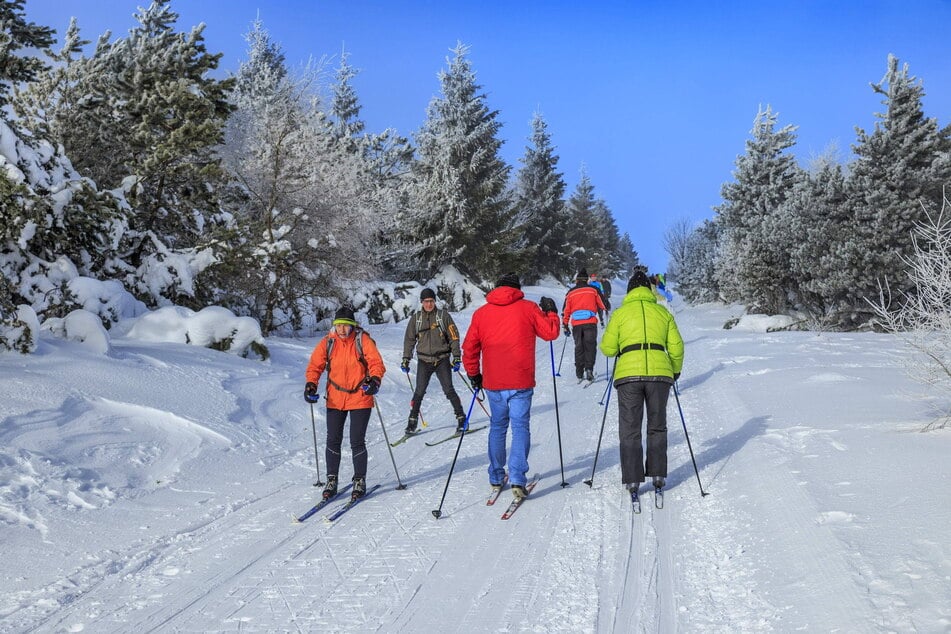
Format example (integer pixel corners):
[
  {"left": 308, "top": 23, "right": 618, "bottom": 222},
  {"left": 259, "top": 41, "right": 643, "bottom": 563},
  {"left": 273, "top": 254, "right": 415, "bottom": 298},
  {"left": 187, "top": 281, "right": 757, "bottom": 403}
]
[
  {"left": 308, "top": 403, "right": 325, "bottom": 487},
  {"left": 584, "top": 357, "right": 617, "bottom": 488},
  {"left": 432, "top": 390, "right": 479, "bottom": 519},
  {"left": 672, "top": 381, "right": 709, "bottom": 497},
  {"left": 458, "top": 372, "right": 491, "bottom": 417},
  {"left": 373, "top": 398, "right": 407, "bottom": 490},
  {"left": 405, "top": 372, "right": 428, "bottom": 428},
  {"left": 555, "top": 335, "right": 568, "bottom": 376},
  {"left": 549, "top": 341, "right": 568, "bottom": 487}
]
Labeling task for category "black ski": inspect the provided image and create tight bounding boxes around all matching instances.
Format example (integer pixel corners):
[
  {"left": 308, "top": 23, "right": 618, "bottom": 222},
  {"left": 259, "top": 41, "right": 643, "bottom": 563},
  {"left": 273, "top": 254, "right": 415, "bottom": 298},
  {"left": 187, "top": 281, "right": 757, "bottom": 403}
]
[
  {"left": 389, "top": 428, "right": 431, "bottom": 447},
  {"left": 500, "top": 475, "right": 540, "bottom": 519},
  {"left": 293, "top": 483, "right": 353, "bottom": 523},
  {"left": 486, "top": 474, "right": 509, "bottom": 506},
  {"left": 424, "top": 424, "right": 487, "bottom": 447},
  {"left": 324, "top": 484, "right": 382, "bottom": 522},
  {"left": 630, "top": 488, "right": 642, "bottom": 514}
]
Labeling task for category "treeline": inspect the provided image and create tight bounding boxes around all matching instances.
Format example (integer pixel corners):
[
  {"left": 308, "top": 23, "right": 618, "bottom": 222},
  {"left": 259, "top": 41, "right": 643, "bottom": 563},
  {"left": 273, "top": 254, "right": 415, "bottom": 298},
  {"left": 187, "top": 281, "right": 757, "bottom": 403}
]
[
  {"left": 0, "top": 0, "right": 639, "bottom": 336},
  {"left": 667, "top": 55, "right": 951, "bottom": 329}
]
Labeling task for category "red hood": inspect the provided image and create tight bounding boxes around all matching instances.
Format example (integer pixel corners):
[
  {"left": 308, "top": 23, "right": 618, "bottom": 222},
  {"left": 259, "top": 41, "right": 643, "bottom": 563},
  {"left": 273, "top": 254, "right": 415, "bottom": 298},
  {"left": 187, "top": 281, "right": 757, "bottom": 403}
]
[{"left": 486, "top": 286, "right": 524, "bottom": 306}]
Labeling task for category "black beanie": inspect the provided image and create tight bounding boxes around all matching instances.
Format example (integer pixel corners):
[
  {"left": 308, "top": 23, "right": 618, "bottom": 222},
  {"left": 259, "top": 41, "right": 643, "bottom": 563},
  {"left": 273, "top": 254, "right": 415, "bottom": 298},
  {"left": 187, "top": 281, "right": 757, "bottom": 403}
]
[
  {"left": 496, "top": 272, "right": 521, "bottom": 289},
  {"left": 627, "top": 271, "right": 651, "bottom": 292},
  {"left": 333, "top": 306, "right": 357, "bottom": 326},
  {"left": 576, "top": 268, "right": 588, "bottom": 281},
  {"left": 420, "top": 288, "right": 436, "bottom": 301}
]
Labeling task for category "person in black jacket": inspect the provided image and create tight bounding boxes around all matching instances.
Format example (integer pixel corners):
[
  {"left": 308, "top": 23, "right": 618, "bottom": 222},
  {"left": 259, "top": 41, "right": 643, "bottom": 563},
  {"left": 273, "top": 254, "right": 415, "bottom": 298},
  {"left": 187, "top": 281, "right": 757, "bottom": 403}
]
[{"left": 401, "top": 288, "right": 466, "bottom": 434}]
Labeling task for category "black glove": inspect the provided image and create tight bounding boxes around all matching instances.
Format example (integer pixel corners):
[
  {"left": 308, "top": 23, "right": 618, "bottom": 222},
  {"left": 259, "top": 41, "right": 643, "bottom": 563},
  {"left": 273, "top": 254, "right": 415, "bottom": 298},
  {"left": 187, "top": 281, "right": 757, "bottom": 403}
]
[
  {"left": 468, "top": 373, "right": 483, "bottom": 391},
  {"left": 538, "top": 296, "right": 557, "bottom": 314},
  {"left": 673, "top": 372, "right": 681, "bottom": 381},
  {"left": 451, "top": 357, "right": 461, "bottom": 372},
  {"left": 563, "top": 326, "right": 571, "bottom": 338},
  {"left": 361, "top": 375, "right": 381, "bottom": 396},
  {"left": 400, "top": 358, "right": 410, "bottom": 373},
  {"left": 304, "top": 381, "right": 320, "bottom": 403}
]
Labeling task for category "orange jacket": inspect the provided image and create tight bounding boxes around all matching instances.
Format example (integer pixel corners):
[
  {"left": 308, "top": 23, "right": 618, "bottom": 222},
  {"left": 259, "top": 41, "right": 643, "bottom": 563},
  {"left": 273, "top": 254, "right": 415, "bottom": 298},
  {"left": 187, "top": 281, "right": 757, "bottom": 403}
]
[{"left": 306, "top": 329, "right": 386, "bottom": 410}]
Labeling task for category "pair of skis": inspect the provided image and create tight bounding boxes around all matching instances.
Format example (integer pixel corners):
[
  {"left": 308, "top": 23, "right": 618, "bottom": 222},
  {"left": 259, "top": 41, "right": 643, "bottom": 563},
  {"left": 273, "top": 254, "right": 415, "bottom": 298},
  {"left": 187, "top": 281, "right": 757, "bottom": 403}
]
[
  {"left": 293, "top": 483, "right": 381, "bottom": 523},
  {"left": 424, "top": 424, "right": 487, "bottom": 447},
  {"left": 487, "top": 474, "right": 539, "bottom": 520},
  {"left": 630, "top": 486, "right": 664, "bottom": 514}
]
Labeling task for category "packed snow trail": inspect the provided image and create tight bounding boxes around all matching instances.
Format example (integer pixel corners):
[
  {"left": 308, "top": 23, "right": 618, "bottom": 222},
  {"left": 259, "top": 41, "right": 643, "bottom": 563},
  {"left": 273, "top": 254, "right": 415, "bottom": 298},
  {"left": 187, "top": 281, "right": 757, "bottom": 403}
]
[{"left": 1, "top": 292, "right": 949, "bottom": 631}]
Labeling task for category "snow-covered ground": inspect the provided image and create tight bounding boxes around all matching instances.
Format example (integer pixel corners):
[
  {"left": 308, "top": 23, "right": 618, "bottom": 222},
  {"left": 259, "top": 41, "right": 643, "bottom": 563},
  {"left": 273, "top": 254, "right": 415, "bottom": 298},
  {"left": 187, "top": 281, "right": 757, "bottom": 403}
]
[{"left": 1, "top": 284, "right": 949, "bottom": 633}]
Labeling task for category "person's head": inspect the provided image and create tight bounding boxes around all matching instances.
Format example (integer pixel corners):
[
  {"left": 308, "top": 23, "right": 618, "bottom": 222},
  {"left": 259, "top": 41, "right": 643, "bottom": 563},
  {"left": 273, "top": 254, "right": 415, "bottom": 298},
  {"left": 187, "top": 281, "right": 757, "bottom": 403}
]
[
  {"left": 333, "top": 306, "right": 357, "bottom": 337},
  {"left": 575, "top": 268, "right": 588, "bottom": 283},
  {"left": 496, "top": 272, "right": 521, "bottom": 289},
  {"left": 589, "top": 273, "right": 598, "bottom": 281},
  {"left": 627, "top": 271, "right": 651, "bottom": 292},
  {"left": 419, "top": 287, "right": 437, "bottom": 311}
]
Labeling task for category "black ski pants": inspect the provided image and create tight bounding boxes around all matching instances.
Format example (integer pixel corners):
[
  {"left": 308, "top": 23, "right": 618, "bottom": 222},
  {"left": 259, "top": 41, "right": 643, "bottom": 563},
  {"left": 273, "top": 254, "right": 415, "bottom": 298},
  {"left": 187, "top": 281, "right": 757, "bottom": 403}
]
[
  {"left": 616, "top": 380, "right": 670, "bottom": 484},
  {"left": 572, "top": 323, "right": 599, "bottom": 377},
  {"left": 411, "top": 356, "right": 464, "bottom": 419},
  {"left": 325, "top": 407, "right": 371, "bottom": 479}
]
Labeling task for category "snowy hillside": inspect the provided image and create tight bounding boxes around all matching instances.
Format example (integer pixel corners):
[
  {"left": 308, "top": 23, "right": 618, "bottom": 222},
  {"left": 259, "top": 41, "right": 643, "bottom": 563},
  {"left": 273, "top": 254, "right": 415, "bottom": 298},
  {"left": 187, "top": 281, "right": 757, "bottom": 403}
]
[{"left": 0, "top": 286, "right": 948, "bottom": 632}]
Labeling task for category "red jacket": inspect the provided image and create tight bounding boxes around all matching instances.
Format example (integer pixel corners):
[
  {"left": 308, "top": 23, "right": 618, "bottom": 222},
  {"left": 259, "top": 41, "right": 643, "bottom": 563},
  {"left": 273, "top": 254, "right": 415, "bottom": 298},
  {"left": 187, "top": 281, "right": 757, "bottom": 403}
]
[
  {"left": 562, "top": 283, "right": 606, "bottom": 327},
  {"left": 463, "top": 287, "right": 561, "bottom": 390}
]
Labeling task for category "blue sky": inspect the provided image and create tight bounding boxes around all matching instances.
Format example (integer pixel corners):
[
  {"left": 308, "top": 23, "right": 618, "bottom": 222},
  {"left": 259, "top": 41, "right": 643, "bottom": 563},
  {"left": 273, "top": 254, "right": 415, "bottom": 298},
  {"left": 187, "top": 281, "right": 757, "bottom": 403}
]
[{"left": 24, "top": 0, "right": 951, "bottom": 274}]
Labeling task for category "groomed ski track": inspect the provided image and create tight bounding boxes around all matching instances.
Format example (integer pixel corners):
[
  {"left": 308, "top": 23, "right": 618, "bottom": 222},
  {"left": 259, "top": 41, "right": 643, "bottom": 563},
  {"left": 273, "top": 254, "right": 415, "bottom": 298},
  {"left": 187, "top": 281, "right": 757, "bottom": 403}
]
[{"left": 4, "top": 297, "right": 934, "bottom": 632}]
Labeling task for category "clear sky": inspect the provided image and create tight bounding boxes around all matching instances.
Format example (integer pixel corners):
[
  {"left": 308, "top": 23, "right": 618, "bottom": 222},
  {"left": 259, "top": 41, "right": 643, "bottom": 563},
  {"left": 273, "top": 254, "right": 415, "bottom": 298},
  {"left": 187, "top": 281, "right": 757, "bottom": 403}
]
[{"left": 23, "top": 0, "right": 951, "bottom": 274}]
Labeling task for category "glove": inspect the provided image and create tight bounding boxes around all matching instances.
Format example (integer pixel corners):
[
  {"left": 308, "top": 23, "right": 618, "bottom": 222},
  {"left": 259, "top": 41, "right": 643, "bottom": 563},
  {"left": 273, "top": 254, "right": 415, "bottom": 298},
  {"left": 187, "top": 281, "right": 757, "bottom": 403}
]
[
  {"left": 673, "top": 372, "right": 681, "bottom": 381},
  {"left": 538, "top": 296, "right": 557, "bottom": 314},
  {"left": 467, "top": 373, "right": 482, "bottom": 391},
  {"left": 361, "top": 375, "right": 381, "bottom": 396},
  {"left": 304, "top": 381, "right": 320, "bottom": 403},
  {"left": 451, "top": 357, "right": 461, "bottom": 372},
  {"left": 563, "top": 326, "right": 571, "bottom": 338},
  {"left": 400, "top": 358, "right": 410, "bottom": 373}
]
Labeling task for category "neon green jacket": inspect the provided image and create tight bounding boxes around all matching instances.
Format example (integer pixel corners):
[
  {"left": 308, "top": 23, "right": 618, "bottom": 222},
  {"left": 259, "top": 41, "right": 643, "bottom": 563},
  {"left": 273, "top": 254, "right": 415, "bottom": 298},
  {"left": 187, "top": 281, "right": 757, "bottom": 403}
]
[{"left": 599, "top": 286, "right": 684, "bottom": 383}]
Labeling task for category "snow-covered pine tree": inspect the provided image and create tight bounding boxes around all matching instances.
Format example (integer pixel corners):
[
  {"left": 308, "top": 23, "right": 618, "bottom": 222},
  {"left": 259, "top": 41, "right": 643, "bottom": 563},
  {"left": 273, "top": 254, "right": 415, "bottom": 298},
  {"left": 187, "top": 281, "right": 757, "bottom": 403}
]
[
  {"left": 407, "top": 42, "right": 511, "bottom": 282},
  {"left": 715, "top": 105, "right": 803, "bottom": 314},
  {"left": 615, "top": 232, "right": 642, "bottom": 278},
  {"left": 564, "top": 167, "right": 598, "bottom": 276},
  {"left": 0, "top": 0, "right": 54, "bottom": 111},
  {"left": 676, "top": 219, "right": 721, "bottom": 304},
  {"left": 510, "top": 112, "right": 570, "bottom": 283},
  {"left": 841, "top": 54, "right": 951, "bottom": 327},
  {"left": 34, "top": 1, "right": 235, "bottom": 307},
  {"left": 588, "top": 198, "right": 623, "bottom": 276}
]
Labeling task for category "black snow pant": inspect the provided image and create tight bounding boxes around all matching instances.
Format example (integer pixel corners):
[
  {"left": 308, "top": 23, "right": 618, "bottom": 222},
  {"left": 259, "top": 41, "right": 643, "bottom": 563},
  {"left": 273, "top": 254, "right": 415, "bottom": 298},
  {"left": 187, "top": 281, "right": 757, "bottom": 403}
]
[
  {"left": 325, "top": 407, "right": 371, "bottom": 480},
  {"left": 572, "top": 323, "right": 599, "bottom": 377},
  {"left": 616, "top": 380, "right": 670, "bottom": 484},
  {"left": 410, "top": 356, "right": 464, "bottom": 419}
]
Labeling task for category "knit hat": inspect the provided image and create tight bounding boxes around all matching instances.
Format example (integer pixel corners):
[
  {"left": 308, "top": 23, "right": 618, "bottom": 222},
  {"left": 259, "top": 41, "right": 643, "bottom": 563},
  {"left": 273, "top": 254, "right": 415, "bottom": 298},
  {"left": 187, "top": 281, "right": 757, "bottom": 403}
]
[
  {"left": 627, "top": 271, "right": 651, "bottom": 292},
  {"left": 576, "top": 268, "right": 588, "bottom": 281},
  {"left": 496, "top": 272, "right": 521, "bottom": 289},
  {"left": 420, "top": 288, "right": 436, "bottom": 301},
  {"left": 332, "top": 306, "right": 358, "bottom": 326}
]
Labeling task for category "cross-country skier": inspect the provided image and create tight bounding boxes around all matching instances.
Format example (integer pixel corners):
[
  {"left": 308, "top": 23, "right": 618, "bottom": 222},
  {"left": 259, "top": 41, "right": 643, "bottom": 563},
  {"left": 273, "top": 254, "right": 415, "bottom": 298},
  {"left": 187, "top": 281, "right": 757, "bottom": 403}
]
[
  {"left": 562, "top": 268, "right": 607, "bottom": 381},
  {"left": 304, "top": 306, "right": 386, "bottom": 501},
  {"left": 599, "top": 271, "right": 684, "bottom": 494},
  {"left": 462, "top": 273, "right": 560, "bottom": 500}
]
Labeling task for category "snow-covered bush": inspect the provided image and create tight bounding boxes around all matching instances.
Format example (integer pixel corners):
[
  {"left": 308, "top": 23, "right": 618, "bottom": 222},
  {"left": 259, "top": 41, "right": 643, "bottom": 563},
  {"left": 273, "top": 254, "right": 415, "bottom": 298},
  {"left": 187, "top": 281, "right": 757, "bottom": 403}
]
[
  {"left": 874, "top": 200, "right": 951, "bottom": 429},
  {"left": 0, "top": 304, "right": 40, "bottom": 354},
  {"left": 125, "top": 306, "right": 269, "bottom": 360},
  {"left": 41, "top": 309, "right": 110, "bottom": 354}
]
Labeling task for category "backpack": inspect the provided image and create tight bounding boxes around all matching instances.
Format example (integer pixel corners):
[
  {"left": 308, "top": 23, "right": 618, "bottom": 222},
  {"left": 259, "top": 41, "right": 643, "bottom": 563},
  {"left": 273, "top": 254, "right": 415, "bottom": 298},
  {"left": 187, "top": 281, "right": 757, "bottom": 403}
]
[
  {"left": 325, "top": 329, "right": 370, "bottom": 394},
  {"left": 414, "top": 308, "right": 451, "bottom": 345}
]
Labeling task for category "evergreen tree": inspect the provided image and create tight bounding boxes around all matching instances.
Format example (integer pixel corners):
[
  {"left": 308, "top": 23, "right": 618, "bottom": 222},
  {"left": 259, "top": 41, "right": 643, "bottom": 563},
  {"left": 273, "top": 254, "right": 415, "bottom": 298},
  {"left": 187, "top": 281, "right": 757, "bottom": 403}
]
[
  {"left": 677, "top": 219, "right": 721, "bottom": 304},
  {"left": 841, "top": 54, "right": 951, "bottom": 326},
  {"left": 407, "top": 43, "right": 511, "bottom": 281},
  {"left": 330, "top": 50, "right": 365, "bottom": 144},
  {"left": 511, "top": 112, "right": 569, "bottom": 283},
  {"left": 564, "top": 167, "right": 598, "bottom": 275},
  {"left": 715, "top": 105, "right": 803, "bottom": 313},
  {"left": 0, "top": 0, "right": 54, "bottom": 112},
  {"left": 616, "top": 232, "right": 642, "bottom": 278}
]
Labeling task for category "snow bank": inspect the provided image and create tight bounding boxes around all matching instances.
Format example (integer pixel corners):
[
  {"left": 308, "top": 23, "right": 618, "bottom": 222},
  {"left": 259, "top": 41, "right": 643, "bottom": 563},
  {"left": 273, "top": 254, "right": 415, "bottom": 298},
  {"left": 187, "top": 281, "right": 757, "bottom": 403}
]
[{"left": 124, "top": 305, "right": 266, "bottom": 358}]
